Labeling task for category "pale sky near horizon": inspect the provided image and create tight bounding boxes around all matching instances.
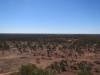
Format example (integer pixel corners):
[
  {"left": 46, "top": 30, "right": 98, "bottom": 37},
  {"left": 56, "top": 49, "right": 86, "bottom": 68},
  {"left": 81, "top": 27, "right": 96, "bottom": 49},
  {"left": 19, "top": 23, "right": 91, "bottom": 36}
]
[{"left": 0, "top": 0, "right": 100, "bottom": 34}]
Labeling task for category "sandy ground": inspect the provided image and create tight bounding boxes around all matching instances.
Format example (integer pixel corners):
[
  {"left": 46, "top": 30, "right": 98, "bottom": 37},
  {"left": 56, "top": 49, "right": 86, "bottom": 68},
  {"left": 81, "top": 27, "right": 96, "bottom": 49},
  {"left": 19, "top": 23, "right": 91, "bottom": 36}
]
[
  {"left": 0, "top": 53, "right": 100, "bottom": 75},
  {"left": 0, "top": 55, "right": 65, "bottom": 75}
]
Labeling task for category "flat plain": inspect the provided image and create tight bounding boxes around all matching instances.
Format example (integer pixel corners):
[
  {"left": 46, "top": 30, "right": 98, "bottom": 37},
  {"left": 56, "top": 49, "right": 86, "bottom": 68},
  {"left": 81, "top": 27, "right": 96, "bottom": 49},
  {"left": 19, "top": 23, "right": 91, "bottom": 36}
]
[{"left": 0, "top": 34, "right": 100, "bottom": 75}]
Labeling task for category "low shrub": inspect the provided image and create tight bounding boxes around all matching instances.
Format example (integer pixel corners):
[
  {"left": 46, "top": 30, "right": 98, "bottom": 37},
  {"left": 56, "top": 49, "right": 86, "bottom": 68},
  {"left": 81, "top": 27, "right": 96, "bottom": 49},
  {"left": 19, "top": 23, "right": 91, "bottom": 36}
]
[{"left": 11, "top": 64, "right": 55, "bottom": 75}]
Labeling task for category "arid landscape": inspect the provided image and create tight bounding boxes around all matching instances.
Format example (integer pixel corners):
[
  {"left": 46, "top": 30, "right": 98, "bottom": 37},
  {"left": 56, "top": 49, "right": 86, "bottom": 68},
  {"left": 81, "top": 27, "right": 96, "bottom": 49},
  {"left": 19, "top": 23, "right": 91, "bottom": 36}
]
[{"left": 0, "top": 34, "right": 100, "bottom": 75}]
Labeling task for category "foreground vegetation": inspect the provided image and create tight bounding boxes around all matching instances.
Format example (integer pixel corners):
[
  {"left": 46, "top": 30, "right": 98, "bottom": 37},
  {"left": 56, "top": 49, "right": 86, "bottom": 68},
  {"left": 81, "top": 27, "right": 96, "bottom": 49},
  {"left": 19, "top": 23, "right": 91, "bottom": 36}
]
[
  {"left": 10, "top": 60, "right": 94, "bottom": 75},
  {"left": 11, "top": 64, "right": 55, "bottom": 75}
]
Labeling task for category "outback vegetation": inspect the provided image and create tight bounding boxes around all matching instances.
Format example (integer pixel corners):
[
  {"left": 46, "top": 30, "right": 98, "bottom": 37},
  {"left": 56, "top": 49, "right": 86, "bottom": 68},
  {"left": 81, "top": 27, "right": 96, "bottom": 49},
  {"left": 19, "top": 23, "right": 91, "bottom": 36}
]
[
  {"left": 0, "top": 34, "right": 100, "bottom": 75},
  {"left": 10, "top": 64, "right": 55, "bottom": 75}
]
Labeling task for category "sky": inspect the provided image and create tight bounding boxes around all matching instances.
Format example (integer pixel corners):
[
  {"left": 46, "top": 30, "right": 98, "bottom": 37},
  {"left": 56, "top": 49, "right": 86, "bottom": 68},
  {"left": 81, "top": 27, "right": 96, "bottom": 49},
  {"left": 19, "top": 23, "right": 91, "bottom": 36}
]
[{"left": 0, "top": 0, "right": 100, "bottom": 34}]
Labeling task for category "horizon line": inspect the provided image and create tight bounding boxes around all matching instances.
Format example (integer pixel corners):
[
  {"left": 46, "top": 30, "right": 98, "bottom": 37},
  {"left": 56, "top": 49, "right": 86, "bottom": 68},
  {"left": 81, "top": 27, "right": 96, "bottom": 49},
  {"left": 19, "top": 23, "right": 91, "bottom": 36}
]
[{"left": 0, "top": 33, "right": 100, "bottom": 35}]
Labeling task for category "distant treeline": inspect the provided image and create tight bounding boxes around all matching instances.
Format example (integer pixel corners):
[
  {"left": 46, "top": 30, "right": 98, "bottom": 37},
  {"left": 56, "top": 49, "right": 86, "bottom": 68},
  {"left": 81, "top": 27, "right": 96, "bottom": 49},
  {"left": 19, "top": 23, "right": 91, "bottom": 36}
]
[{"left": 0, "top": 34, "right": 100, "bottom": 40}]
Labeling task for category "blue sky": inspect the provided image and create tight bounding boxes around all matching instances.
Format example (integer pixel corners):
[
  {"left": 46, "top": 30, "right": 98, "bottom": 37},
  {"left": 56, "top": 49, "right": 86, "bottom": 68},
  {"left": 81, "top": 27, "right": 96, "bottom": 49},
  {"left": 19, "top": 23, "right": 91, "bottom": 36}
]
[{"left": 0, "top": 0, "right": 100, "bottom": 34}]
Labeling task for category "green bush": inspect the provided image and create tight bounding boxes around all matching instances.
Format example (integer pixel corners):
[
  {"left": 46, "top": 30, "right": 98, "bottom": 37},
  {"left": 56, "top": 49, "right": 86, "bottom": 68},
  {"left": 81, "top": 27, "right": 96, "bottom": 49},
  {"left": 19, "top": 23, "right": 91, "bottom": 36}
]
[
  {"left": 77, "top": 62, "right": 92, "bottom": 75},
  {"left": 78, "top": 70, "right": 92, "bottom": 75},
  {"left": 47, "top": 60, "right": 68, "bottom": 73},
  {"left": 78, "top": 62, "right": 92, "bottom": 71},
  {"left": 16, "top": 64, "right": 55, "bottom": 75}
]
